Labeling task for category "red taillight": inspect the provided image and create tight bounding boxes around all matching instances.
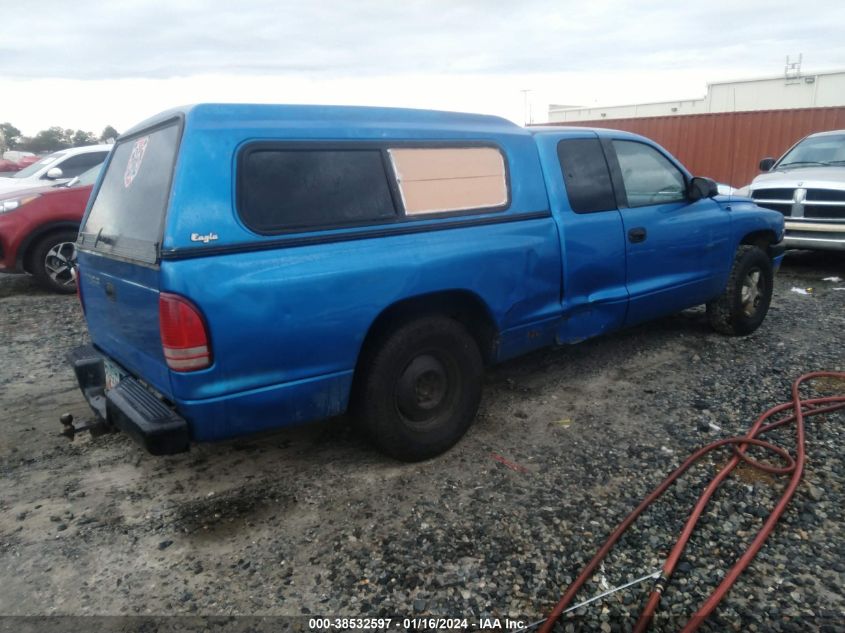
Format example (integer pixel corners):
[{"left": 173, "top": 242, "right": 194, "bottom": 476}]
[{"left": 159, "top": 292, "right": 212, "bottom": 372}]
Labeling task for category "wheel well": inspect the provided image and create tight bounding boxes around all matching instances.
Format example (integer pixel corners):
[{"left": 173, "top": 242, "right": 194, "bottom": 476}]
[
  {"left": 740, "top": 230, "right": 777, "bottom": 251},
  {"left": 356, "top": 291, "right": 499, "bottom": 370},
  {"left": 19, "top": 223, "right": 79, "bottom": 273}
]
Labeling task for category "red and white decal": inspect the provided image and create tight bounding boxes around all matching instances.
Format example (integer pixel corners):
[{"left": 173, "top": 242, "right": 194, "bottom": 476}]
[{"left": 123, "top": 136, "right": 149, "bottom": 188}]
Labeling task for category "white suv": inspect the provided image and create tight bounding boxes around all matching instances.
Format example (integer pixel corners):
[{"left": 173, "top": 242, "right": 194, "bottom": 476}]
[
  {"left": 739, "top": 130, "right": 845, "bottom": 251},
  {"left": 0, "top": 144, "right": 111, "bottom": 194}
]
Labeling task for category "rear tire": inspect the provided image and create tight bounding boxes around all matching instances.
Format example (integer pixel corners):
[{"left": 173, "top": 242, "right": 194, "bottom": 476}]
[
  {"left": 707, "top": 245, "right": 773, "bottom": 336},
  {"left": 31, "top": 230, "right": 79, "bottom": 294},
  {"left": 354, "top": 316, "right": 483, "bottom": 462}
]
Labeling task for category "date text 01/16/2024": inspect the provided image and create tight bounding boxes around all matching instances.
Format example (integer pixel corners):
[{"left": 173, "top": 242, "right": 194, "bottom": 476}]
[{"left": 307, "top": 617, "right": 526, "bottom": 630}]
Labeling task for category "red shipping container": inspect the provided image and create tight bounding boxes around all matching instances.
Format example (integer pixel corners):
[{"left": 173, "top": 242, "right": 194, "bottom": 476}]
[{"left": 540, "top": 106, "right": 845, "bottom": 188}]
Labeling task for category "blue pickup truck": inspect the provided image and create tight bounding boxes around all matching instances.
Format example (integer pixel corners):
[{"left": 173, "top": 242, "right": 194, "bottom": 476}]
[{"left": 67, "top": 104, "right": 784, "bottom": 460}]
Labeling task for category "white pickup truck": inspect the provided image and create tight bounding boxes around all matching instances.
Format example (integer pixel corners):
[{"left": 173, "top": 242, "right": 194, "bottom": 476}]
[{"left": 739, "top": 129, "right": 845, "bottom": 251}]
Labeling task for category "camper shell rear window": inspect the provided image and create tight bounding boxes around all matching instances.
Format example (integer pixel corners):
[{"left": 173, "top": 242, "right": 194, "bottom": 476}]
[{"left": 79, "top": 119, "right": 182, "bottom": 264}]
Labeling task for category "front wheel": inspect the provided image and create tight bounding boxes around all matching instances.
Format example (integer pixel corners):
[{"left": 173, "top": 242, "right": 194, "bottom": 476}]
[
  {"left": 354, "top": 316, "right": 483, "bottom": 462},
  {"left": 31, "top": 230, "right": 79, "bottom": 294},
  {"left": 707, "top": 245, "right": 773, "bottom": 336}
]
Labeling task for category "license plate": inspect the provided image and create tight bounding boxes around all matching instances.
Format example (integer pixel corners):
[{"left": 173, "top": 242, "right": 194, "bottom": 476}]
[{"left": 104, "top": 359, "right": 124, "bottom": 391}]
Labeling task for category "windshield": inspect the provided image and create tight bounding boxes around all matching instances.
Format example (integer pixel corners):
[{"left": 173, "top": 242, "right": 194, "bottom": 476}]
[
  {"left": 81, "top": 122, "right": 180, "bottom": 264},
  {"left": 12, "top": 152, "right": 65, "bottom": 178},
  {"left": 778, "top": 133, "right": 845, "bottom": 168},
  {"left": 72, "top": 164, "right": 103, "bottom": 187}
]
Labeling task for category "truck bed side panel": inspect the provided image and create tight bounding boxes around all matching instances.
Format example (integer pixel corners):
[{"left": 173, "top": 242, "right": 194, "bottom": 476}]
[{"left": 162, "top": 215, "right": 562, "bottom": 440}]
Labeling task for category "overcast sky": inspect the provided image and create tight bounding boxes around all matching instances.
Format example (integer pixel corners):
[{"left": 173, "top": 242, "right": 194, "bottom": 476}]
[{"left": 2, "top": 0, "right": 845, "bottom": 136}]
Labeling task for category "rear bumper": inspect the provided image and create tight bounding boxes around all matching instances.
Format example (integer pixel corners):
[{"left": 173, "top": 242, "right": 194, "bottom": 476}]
[{"left": 67, "top": 344, "right": 189, "bottom": 455}]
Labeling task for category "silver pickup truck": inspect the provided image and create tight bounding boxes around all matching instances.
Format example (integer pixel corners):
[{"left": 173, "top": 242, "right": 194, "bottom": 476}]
[{"left": 738, "top": 130, "right": 845, "bottom": 251}]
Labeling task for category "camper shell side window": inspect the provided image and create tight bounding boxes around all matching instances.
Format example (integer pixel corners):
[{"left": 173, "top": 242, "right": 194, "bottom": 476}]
[{"left": 236, "top": 142, "right": 511, "bottom": 235}]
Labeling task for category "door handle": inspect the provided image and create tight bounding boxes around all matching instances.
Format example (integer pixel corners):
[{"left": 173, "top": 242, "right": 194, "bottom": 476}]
[{"left": 628, "top": 227, "right": 647, "bottom": 243}]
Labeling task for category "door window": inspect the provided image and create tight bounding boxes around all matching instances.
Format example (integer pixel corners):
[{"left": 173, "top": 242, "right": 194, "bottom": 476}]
[{"left": 613, "top": 141, "right": 686, "bottom": 207}]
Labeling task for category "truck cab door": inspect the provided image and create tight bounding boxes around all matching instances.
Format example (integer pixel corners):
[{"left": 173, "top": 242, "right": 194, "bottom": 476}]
[
  {"left": 601, "top": 137, "right": 733, "bottom": 327},
  {"left": 534, "top": 132, "right": 629, "bottom": 343}
]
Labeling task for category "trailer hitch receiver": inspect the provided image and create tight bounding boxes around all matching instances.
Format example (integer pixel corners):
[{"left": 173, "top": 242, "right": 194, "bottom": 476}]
[{"left": 58, "top": 413, "right": 111, "bottom": 441}]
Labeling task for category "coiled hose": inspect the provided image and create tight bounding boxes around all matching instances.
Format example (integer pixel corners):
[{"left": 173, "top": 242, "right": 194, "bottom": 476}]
[{"left": 539, "top": 371, "right": 845, "bottom": 633}]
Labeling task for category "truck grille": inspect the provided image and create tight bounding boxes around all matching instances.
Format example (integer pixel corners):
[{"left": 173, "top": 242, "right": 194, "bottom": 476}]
[
  {"left": 806, "top": 189, "right": 845, "bottom": 202},
  {"left": 751, "top": 189, "right": 794, "bottom": 216},
  {"left": 752, "top": 188, "right": 796, "bottom": 201},
  {"left": 752, "top": 187, "right": 845, "bottom": 220},
  {"left": 804, "top": 205, "right": 845, "bottom": 219}
]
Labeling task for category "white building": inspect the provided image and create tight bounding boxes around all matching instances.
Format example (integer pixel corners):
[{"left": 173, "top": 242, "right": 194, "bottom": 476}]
[{"left": 548, "top": 68, "right": 845, "bottom": 123}]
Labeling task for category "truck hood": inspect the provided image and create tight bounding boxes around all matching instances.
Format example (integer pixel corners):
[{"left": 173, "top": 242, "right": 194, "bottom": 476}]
[
  {"left": 0, "top": 182, "right": 60, "bottom": 200},
  {"left": 751, "top": 166, "right": 845, "bottom": 190},
  {"left": 0, "top": 178, "right": 46, "bottom": 195}
]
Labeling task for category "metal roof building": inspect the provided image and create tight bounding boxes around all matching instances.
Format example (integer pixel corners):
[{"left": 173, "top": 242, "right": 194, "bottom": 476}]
[
  {"left": 541, "top": 66, "right": 845, "bottom": 187},
  {"left": 548, "top": 68, "right": 845, "bottom": 123}
]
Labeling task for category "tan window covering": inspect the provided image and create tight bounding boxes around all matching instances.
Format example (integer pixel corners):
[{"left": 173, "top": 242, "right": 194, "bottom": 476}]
[{"left": 388, "top": 147, "right": 508, "bottom": 215}]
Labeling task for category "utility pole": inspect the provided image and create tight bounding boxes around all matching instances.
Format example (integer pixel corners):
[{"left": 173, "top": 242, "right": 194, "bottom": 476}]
[{"left": 520, "top": 89, "right": 532, "bottom": 126}]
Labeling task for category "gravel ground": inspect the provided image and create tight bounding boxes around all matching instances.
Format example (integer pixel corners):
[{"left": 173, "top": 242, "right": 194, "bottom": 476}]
[{"left": 0, "top": 250, "right": 843, "bottom": 632}]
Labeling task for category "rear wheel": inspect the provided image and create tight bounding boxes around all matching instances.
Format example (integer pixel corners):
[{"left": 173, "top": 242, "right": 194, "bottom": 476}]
[
  {"left": 31, "top": 231, "right": 79, "bottom": 294},
  {"left": 354, "top": 316, "right": 483, "bottom": 462},
  {"left": 707, "top": 245, "right": 773, "bottom": 335}
]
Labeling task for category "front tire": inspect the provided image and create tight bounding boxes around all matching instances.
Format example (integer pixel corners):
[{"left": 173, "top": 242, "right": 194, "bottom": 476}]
[
  {"left": 707, "top": 245, "right": 773, "bottom": 335},
  {"left": 354, "top": 316, "right": 483, "bottom": 462},
  {"left": 31, "top": 230, "right": 79, "bottom": 294}
]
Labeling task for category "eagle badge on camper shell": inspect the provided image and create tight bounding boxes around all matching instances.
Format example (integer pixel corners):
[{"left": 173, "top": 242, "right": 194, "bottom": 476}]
[{"left": 124, "top": 136, "right": 149, "bottom": 188}]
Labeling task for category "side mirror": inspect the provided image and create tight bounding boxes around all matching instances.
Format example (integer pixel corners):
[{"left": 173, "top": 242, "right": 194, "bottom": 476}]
[
  {"left": 688, "top": 176, "right": 718, "bottom": 201},
  {"left": 45, "top": 167, "right": 64, "bottom": 180},
  {"left": 759, "top": 157, "right": 775, "bottom": 172}
]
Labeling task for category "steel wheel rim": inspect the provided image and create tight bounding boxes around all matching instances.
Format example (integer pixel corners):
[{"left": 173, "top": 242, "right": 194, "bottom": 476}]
[
  {"left": 740, "top": 267, "right": 764, "bottom": 318},
  {"left": 394, "top": 352, "right": 458, "bottom": 430},
  {"left": 44, "top": 241, "right": 77, "bottom": 288}
]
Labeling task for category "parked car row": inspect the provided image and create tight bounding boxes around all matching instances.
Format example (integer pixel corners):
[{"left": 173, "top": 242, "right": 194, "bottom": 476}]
[
  {"left": 0, "top": 144, "right": 111, "bottom": 193},
  {"left": 2, "top": 104, "right": 841, "bottom": 462},
  {"left": 0, "top": 144, "right": 111, "bottom": 292},
  {"left": 0, "top": 154, "right": 40, "bottom": 174}
]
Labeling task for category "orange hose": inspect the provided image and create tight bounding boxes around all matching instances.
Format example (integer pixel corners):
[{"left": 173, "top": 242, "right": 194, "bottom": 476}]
[{"left": 539, "top": 372, "right": 845, "bottom": 633}]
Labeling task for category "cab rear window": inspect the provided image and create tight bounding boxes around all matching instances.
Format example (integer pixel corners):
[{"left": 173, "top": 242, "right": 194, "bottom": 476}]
[
  {"left": 557, "top": 138, "right": 617, "bottom": 214},
  {"left": 80, "top": 122, "right": 181, "bottom": 263}
]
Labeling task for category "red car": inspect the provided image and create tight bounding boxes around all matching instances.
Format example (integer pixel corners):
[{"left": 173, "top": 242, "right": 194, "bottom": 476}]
[
  {"left": 18, "top": 155, "right": 41, "bottom": 168},
  {"left": 0, "top": 159, "right": 23, "bottom": 173},
  {"left": 0, "top": 165, "right": 100, "bottom": 293},
  {"left": 0, "top": 155, "right": 40, "bottom": 173}
]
